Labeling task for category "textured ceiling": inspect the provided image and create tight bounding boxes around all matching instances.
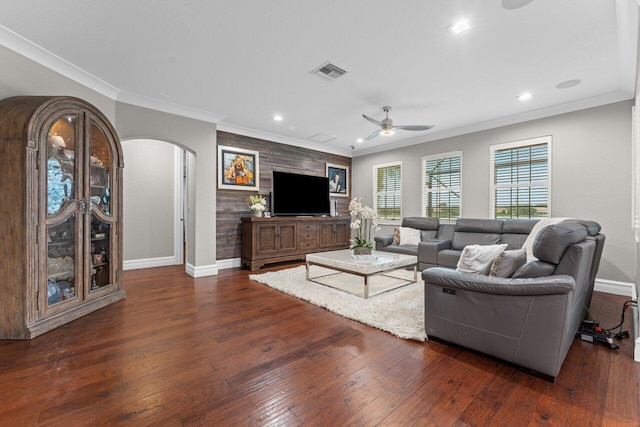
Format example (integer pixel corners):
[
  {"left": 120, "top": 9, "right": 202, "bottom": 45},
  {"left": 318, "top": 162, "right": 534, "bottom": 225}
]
[{"left": 0, "top": 0, "right": 637, "bottom": 156}]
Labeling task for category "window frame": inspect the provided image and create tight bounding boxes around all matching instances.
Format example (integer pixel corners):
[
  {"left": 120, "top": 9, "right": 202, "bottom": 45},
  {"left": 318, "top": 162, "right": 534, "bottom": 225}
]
[
  {"left": 489, "top": 136, "right": 552, "bottom": 219},
  {"left": 372, "top": 160, "right": 402, "bottom": 224},
  {"left": 421, "top": 151, "right": 462, "bottom": 223}
]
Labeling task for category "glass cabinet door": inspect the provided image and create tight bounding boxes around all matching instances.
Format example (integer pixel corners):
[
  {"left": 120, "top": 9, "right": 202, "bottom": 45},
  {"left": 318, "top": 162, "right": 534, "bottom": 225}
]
[
  {"left": 45, "top": 115, "right": 80, "bottom": 308},
  {"left": 87, "top": 121, "right": 114, "bottom": 293}
]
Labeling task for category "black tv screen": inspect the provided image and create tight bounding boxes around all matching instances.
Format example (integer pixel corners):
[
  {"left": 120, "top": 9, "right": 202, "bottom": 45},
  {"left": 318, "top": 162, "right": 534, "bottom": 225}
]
[{"left": 272, "top": 171, "right": 331, "bottom": 216}]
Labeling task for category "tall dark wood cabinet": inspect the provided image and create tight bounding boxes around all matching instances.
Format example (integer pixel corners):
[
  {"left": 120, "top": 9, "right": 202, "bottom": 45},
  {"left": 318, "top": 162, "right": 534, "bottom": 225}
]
[{"left": 0, "top": 96, "right": 125, "bottom": 339}]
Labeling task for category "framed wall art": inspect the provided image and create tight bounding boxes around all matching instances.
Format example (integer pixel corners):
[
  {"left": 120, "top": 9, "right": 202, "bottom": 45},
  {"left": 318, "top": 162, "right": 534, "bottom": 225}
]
[
  {"left": 326, "top": 163, "right": 349, "bottom": 197},
  {"left": 218, "top": 146, "right": 259, "bottom": 191}
]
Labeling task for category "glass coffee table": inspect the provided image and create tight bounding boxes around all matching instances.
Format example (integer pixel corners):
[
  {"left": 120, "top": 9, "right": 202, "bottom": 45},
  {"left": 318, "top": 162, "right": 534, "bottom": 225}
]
[{"left": 305, "top": 249, "right": 418, "bottom": 299}]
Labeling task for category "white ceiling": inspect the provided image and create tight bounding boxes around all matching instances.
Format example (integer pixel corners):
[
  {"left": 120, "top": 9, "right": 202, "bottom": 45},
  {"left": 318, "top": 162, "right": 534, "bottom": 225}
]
[{"left": 0, "top": 0, "right": 637, "bottom": 157}]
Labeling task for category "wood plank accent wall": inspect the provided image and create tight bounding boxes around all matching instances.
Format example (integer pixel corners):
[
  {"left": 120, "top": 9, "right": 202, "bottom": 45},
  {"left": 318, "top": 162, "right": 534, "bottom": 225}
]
[{"left": 216, "top": 131, "right": 352, "bottom": 261}]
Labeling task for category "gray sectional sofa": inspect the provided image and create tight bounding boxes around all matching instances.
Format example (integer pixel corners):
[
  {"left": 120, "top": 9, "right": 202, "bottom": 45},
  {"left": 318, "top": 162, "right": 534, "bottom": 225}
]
[
  {"left": 375, "top": 217, "right": 539, "bottom": 271},
  {"left": 376, "top": 216, "right": 605, "bottom": 380}
]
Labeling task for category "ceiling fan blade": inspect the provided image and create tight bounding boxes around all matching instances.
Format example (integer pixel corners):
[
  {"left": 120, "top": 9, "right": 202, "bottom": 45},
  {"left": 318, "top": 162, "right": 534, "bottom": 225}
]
[
  {"left": 394, "top": 124, "right": 434, "bottom": 131},
  {"left": 365, "top": 128, "right": 382, "bottom": 140},
  {"left": 362, "top": 114, "right": 382, "bottom": 126}
]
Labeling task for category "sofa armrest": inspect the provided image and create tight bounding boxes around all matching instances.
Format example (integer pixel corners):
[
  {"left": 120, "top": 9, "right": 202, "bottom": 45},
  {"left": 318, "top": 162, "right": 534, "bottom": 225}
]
[
  {"left": 418, "top": 239, "right": 451, "bottom": 265},
  {"left": 422, "top": 267, "right": 575, "bottom": 296},
  {"left": 374, "top": 235, "right": 394, "bottom": 249}
]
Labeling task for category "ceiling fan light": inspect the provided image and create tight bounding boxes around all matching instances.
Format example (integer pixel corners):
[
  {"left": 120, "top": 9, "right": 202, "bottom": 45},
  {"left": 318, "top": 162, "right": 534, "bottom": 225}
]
[{"left": 381, "top": 129, "right": 395, "bottom": 136}]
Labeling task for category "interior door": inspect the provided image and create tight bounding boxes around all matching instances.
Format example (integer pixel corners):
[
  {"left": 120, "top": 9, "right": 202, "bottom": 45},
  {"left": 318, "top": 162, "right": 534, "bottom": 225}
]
[
  {"left": 85, "top": 118, "right": 117, "bottom": 298},
  {"left": 43, "top": 112, "right": 84, "bottom": 315}
]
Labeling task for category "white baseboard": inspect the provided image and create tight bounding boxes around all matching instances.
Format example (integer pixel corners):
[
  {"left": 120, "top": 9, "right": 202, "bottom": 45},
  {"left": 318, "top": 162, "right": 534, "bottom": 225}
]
[
  {"left": 185, "top": 262, "right": 218, "bottom": 278},
  {"left": 594, "top": 278, "right": 635, "bottom": 296},
  {"left": 123, "top": 256, "right": 180, "bottom": 271},
  {"left": 217, "top": 258, "right": 241, "bottom": 270}
]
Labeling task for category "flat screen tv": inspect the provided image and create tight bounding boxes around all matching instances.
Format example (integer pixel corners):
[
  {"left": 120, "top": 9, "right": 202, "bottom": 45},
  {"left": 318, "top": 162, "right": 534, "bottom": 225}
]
[{"left": 272, "top": 171, "right": 331, "bottom": 216}]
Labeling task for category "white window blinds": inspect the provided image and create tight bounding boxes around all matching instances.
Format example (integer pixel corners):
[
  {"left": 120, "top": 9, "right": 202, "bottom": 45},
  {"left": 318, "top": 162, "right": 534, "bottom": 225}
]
[
  {"left": 490, "top": 138, "right": 550, "bottom": 219},
  {"left": 422, "top": 152, "right": 461, "bottom": 222},
  {"left": 374, "top": 162, "right": 402, "bottom": 220}
]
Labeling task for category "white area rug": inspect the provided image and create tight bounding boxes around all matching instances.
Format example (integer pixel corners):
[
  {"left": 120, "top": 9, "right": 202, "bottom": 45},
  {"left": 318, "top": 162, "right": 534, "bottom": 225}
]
[{"left": 249, "top": 265, "right": 427, "bottom": 341}]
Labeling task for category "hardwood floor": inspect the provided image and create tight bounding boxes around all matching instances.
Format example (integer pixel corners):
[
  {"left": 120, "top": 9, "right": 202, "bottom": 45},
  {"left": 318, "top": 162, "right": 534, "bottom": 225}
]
[{"left": 0, "top": 264, "right": 638, "bottom": 426}]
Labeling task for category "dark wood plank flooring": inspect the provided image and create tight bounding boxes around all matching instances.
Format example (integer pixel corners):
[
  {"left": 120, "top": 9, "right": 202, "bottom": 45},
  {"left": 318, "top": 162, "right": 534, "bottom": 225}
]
[{"left": 0, "top": 264, "right": 638, "bottom": 426}]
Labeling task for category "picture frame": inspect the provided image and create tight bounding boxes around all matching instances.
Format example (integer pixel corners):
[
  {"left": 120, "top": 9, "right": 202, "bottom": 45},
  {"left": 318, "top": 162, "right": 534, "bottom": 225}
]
[
  {"left": 326, "top": 163, "right": 349, "bottom": 198},
  {"left": 218, "top": 145, "right": 259, "bottom": 191}
]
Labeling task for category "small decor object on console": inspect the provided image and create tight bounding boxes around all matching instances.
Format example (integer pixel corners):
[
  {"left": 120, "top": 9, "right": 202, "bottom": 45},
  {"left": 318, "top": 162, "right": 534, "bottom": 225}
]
[
  {"left": 349, "top": 197, "right": 380, "bottom": 255},
  {"left": 249, "top": 194, "right": 267, "bottom": 217}
]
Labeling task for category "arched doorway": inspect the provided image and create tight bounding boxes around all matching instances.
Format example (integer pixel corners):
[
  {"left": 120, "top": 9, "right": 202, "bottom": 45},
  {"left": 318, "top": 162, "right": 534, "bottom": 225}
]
[{"left": 121, "top": 138, "right": 196, "bottom": 272}]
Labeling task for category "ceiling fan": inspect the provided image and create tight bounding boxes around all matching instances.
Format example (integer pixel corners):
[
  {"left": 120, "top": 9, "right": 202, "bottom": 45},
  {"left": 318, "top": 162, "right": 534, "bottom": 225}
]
[{"left": 362, "top": 106, "right": 434, "bottom": 141}]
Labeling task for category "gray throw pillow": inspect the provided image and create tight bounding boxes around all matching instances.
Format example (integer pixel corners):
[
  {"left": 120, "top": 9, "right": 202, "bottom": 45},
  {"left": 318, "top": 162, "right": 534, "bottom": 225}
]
[{"left": 489, "top": 248, "right": 527, "bottom": 278}]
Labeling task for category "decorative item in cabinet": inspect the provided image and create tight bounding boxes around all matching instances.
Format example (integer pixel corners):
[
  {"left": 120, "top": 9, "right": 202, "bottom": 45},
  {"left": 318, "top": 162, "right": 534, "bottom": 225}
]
[{"left": 0, "top": 96, "right": 125, "bottom": 339}]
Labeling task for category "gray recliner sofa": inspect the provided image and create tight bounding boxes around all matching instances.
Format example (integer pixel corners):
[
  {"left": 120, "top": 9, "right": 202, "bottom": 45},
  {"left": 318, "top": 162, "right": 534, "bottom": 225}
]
[
  {"left": 375, "top": 217, "right": 539, "bottom": 271},
  {"left": 422, "top": 220, "right": 605, "bottom": 381}
]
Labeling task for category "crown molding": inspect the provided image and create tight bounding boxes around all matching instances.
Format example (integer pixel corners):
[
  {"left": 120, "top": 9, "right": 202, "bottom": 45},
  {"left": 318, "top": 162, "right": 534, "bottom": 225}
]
[
  {"left": 217, "top": 122, "right": 353, "bottom": 158},
  {"left": 0, "top": 24, "right": 120, "bottom": 99},
  {"left": 354, "top": 91, "right": 634, "bottom": 157},
  {"left": 116, "top": 91, "right": 226, "bottom": 124},
  {"left": 0, "top": 24, "right": 227, "bottom": 125}
]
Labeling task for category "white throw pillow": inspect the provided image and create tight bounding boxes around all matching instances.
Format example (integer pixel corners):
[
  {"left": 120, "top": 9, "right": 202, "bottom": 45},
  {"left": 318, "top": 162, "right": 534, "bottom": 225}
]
[
  {"left": 456, "top": 244, "right": 508, "bottom": 275},
  {"left": 398, "top": 226, "right": 421, "bottom": 246}
]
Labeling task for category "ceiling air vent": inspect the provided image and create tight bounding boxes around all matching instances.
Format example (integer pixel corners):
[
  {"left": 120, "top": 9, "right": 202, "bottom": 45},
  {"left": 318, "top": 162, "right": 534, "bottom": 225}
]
[
  {"left": 307, "top": 133, "right": 336, "bottom": 143},
  {"left": 310, "top": 61, "right": 347, "bottom": 82}
]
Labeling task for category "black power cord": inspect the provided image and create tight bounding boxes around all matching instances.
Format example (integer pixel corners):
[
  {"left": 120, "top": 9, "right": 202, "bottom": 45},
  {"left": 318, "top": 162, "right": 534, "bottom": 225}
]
[
  {"left": 604, "top": 299, "right": 638, "bottom": 339},
  {"left": 577, "top": 299, "right": 638, "bottom": 350}
]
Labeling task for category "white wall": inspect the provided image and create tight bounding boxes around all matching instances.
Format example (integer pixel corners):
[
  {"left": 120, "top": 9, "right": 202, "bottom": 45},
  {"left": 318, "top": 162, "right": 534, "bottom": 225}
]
[
  {"left": 0, "top": 45, "right": 116, "bottom": 121},
  {"left": 122, "top": 139, "right": 180, "bottom": 268},
  {"left": 353, "top": 101, "right": 634, "bottom": 284},
  {"left": 115, "top": 103, "right": 218, "bottom": 277}
]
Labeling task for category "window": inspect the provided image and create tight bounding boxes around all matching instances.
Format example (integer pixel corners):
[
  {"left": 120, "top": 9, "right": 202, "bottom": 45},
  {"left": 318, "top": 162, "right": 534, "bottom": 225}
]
[
  {"left": 373, "top": 161, "right": 402, "bottom": 221},
  {"left": 490, "top": 136, "right": 551, "bottom": 219},
  {"left": 422, "top": 151, "right": 461, "bottom": 222}
]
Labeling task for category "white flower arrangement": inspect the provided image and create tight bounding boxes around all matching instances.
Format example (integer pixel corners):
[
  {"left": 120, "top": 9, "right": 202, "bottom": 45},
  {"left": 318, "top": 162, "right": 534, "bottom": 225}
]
[
  {"left": 249, "top": 194, "right": 267, "bottom": 212},
  {"left": 349, "top": 197, "right": 380, "bottom": 249}
]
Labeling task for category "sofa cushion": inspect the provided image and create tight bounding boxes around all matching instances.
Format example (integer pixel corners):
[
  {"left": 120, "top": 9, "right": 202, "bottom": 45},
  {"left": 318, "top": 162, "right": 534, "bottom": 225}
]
[
  {"left": 420, "top": 229, "right": 438, "bottom": 240},
  {"left": 521, "top": 217, "right": 572, "bottom": 259},
  {"left": 452, "top": 218, "right": 503, "bottom": 250},
  {"left": 402, "top": 217, "right": 439, "bottom": 230},
  {"left": 437, "top": 249, "right": 462, "bottom": 268},
  {"left": 398, "top": 227, "right": 421, "bottom": 246},
  {"left": 512, "top": 260, "right": 556, "bottom": 278},
  {"left": 379, "top": 244, "right": 418, "bottom": 256},
  {"left": 502, "top": 219, "right": 539, "bottom": 234},
  {"left": 456, "top": 244, "right": 507, "bottom": 275},
  {"left": 489, "top": 248, "right": 527, "bottom": 278},
  {"left": 455, "top": 218, "right": 504, "bottom": 233},
  {"left": 452, "top": 232, "right": 502, "bottom": 250},
  {"left": 533, "top": 221, "right": 588, "bottom": 264}
]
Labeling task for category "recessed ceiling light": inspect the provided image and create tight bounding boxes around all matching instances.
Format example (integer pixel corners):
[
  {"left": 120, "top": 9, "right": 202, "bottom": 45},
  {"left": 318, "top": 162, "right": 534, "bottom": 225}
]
[
  {"left": 356, "top": 138, "right": 364, "bottom": 143},
  {"left": 556, "top": 79, "right": 581, "bottom": 89},
  {"left": 448, "top": 19, "right": 471, "bottom": 34},
  {"left": 273, "top": 114, "right": 283, "bottom": 121},
  {"left": 517, "top": 92, "right": 532, "bottom": 101}
]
